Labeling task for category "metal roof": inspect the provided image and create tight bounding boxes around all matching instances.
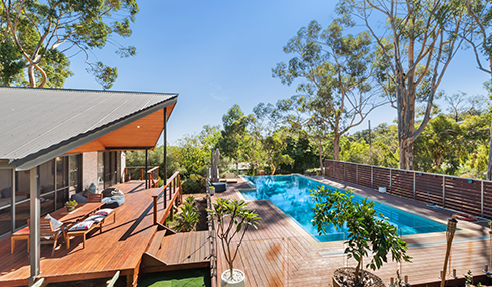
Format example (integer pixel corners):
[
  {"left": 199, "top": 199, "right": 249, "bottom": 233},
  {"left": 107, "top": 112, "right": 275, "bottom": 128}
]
[{"left": 0, "top": 87, "right": 178, "bottom": 170}]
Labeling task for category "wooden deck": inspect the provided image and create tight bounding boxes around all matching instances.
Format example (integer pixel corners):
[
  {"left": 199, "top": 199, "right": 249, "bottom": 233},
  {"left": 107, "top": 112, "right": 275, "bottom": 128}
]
[
  {"left": 0, "top": 180, "right": 193, "bottom": 286},
  {"left": 215, "top": 177, "right": 492, "bottom": 286}
]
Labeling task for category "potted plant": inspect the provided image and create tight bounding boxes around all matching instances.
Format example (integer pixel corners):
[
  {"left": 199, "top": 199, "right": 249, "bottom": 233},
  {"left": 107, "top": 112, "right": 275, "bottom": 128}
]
[
  {"left": 65, "top": 200, "right": 78, "bottom": 212},
  {"left": 311, "top": 187, "right": 411, "bottom": 287},
  {"left": 209, "top": 185, "right": 216, "bottom": 196},
  {"left": 378, "top": 186, "right": 387, "bottom": 193},
  {"left": 207, "top": 198, "right": 261, "bottom": 287}
]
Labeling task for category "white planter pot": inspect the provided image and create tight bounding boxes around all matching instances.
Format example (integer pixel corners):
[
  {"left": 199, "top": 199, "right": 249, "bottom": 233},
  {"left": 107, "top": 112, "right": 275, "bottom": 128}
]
[
  {"left": 209, "top": 188, "right": 215, "bottom": 195},
  {"left": 378, "top": 186, "right": 387, "bottom": 193},
  {"left": 220, "top": 269, "right": 245, "bottom": 287}
]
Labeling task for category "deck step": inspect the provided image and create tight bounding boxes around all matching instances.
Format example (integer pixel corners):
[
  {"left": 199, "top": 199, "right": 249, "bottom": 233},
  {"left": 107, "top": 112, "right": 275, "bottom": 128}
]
[{"left": 146, "top": 229, "right": 167, "bottom": 256}]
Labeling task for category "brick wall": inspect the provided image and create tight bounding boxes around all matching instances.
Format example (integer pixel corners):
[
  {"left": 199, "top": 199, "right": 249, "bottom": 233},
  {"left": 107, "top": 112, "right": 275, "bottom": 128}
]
[{"left": 82, "top": 152, "right": 98, "bottom": 189}]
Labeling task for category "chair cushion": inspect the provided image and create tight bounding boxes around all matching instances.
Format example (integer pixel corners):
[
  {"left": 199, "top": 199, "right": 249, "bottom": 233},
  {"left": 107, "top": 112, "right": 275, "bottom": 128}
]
[
  {"left": 68, "top": 221, "right": 94, "bottom": 231},
  {"left": 85, "top": 215, "right": 106, "bottom": 223},
  {"left": 94, "top": 208, "right": 113, "bottom": 216},
  {"left": 45, "top": 214, "right": 64, "bottom": 230}
]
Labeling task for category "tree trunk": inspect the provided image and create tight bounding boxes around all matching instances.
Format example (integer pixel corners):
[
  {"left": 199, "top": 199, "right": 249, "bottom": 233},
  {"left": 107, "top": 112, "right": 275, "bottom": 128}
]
[
  {"left": 28, "top": 65, "right": 36, "bottom": 88},
  {"left": 318, "top": 141, "right": 324, "bottom": 173},
  {"left": 488, "top": 119, "right": 492, "bottom": 181},
  {"left": 333, "top": 136, "right": 340, "bottom": 161}
]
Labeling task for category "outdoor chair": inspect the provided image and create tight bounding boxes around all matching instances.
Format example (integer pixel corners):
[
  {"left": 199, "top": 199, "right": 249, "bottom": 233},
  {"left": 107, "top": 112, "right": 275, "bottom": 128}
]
[
  {"left": 38, "top": 218, "right": 67, "bottom": 256},
  {"left": 225, "top": 173, "right": 237, "bottom": 183},
  {"left": 87, "top": 193, "right": 103, "bottom": 203}
]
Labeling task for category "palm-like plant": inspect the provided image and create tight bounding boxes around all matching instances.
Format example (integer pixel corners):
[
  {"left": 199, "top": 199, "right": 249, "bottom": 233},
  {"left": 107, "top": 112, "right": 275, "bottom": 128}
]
[
  {"left": 175, "top": 196, "right": 199, "bottom": 232},
  {"left": 207, "top": 198, "right": 261, "bottom": 281}
]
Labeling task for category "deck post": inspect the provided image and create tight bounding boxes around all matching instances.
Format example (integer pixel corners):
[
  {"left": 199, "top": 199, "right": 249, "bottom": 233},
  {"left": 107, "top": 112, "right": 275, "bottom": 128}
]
[
  {"left": 11, "top": 167, "right": 15, "bottom": 232},
  {"left": 145, "top": 149, "right": 148, "bottom": 189},
  {"left": 153, "top": 196, "right": 158, "bottom": 225},
  {"left": 163, "top": 107, "right": 167, "bottom": 188},
  {"left": 29, "top": 167, "right": 40, "bottom": 286}
]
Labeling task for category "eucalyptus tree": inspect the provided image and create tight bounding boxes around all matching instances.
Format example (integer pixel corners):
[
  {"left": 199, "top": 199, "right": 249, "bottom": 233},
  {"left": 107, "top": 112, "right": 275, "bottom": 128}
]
[
  {"left": 273, "top": 19, "right": 385, "bottom": 162},
  {"left": 0, "top": 0, "right": 138, "bottom": 89},
  {"left": 460, "top": 0, "right": 492, "bottom": 180},
  {"left": 337, "top": 0, "right": 468, "bottom": 170},
  {"left": 219, "top": 105, "right": 248, "bottom": 173}
]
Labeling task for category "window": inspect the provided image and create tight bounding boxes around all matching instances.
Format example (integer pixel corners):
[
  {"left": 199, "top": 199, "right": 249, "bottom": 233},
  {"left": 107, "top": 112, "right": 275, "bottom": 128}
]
[
  {"left": 0, "top": 169, "right": 13, "bottom": 236},
  {"left": 39, "top": 159, "right": 55, "bottom": 194}
]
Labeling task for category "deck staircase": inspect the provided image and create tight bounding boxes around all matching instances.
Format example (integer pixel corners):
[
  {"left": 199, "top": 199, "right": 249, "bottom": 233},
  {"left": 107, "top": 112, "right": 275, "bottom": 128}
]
[{"left": 140, "top": 224, "right": 211, "bottom": 273}]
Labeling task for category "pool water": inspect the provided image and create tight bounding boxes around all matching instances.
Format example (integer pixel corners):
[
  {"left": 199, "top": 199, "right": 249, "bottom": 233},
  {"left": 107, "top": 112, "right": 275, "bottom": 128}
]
[{"left": 241, "top": 175, "right": 447, "bottom": 242}]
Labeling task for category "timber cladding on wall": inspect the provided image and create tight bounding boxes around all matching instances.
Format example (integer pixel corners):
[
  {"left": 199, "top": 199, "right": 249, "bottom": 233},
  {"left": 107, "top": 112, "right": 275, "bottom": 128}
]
[{"left": 324, "top": 159, "right": 491, "bottom": 220}]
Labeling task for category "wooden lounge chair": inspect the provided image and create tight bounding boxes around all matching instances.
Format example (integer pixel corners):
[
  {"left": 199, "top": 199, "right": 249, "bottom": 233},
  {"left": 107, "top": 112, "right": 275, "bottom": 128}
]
[
  {"left": 65, "top": 209, "right": 116, "bottom": 249},
  {"left": 39, "top": 218, "right": 67, "bottom": 256},
  {"left": 66, "top": 220, "right": 102, "bottom": 249},
  {"left": 87, "top": 193, "right": 103, "bottom": 203},
  {"left": 225, "top": 172, "right": 237, "bottom": 183},
  {"left": 11, "top": 218, "right": 66, "bottom": 255}
]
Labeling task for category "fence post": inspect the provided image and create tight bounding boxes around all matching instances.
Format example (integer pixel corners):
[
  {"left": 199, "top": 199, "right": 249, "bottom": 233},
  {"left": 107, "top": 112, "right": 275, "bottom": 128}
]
[
  {"left": 442, "top": 177, "right": 445, "bottom": 208},
  {"left": 356, "top": 164, "right": 359, "bottom": 185},
  {"left": 344, "top": 163, "right": 346, "bottom": 181},
  {"left": 413, "top": 172, "right": 416, "bottom": 200},
  {"left": 389, "top": 169, "right": 392, "bottom": 194},
  {"left": 371, "top": 166, "right": 374, "bottom": 189},
  {"left": 481, "top": 181, "right": 484, "bottom": 218}
]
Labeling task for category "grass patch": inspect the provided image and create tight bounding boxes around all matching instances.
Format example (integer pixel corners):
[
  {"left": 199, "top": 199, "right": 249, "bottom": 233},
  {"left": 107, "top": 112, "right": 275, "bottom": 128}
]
[{"left": 138, "top": 268, "right": 211, "bottom": 287}]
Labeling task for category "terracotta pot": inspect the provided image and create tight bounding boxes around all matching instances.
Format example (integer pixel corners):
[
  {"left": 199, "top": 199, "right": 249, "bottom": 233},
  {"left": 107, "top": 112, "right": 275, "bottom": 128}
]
[
  {"left": 332, "top": 267, "right": 385, "bottom": 287},
  {"left": 220, "top": 269, "right": 245, "bottom": 287}
]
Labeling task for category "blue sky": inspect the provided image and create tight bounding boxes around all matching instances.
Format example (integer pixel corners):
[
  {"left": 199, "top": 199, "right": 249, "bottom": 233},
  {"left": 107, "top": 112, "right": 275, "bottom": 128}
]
[{"left": 63, "top": 1, "right": 490, "bottom": 145}]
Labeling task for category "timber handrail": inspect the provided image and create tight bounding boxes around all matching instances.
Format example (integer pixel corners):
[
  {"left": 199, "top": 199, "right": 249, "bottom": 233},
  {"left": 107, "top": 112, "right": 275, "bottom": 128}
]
[
  {"left": 146, "top": 166, "right": 159, "bottom": 188},
  {"left": 124, "top": 166, "right": 158, "bottom": 180},
  {"left": 152, "top": 171, "right": 182, "bottom": 225}
]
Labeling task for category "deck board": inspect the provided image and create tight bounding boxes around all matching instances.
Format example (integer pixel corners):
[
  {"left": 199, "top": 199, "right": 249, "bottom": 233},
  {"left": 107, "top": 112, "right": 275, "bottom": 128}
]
[
  {"left": 0, "top": 181, "right": 177, "bottom": 286},
  {"left": 215, "top": 177, "right": 491, "bottom": 286}
]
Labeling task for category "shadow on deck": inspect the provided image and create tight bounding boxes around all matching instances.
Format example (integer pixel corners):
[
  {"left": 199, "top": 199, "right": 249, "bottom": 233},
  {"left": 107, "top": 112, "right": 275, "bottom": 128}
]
[{"left": 0, "top": 180, "right": 210, "bottom": 287}]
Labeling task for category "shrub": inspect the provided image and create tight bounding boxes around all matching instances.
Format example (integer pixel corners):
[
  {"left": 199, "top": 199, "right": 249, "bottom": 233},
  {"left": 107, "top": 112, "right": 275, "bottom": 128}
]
[
  {"left": 311, "top": 187, "right": 411, "bottom": 283},
  {"left": 182, "top": 174, "right": 205, "bottom": 194},
  {"left": 175, "top": 196, "right": 199, "bottom": 232}
]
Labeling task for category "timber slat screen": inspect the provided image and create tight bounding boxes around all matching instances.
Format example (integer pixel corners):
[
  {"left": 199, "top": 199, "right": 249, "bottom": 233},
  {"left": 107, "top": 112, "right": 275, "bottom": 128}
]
[{"left": 324, "top": 159, "right": 492, "bottom": 219}]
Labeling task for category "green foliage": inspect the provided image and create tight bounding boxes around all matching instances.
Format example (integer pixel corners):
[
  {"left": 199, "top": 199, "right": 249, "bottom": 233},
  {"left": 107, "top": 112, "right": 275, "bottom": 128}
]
[
  {"left": 1, "top": 0, "right": 139, "bottom": 88},
  {"left": 175, "top": 196, "right": 199, "bottom": 232},
  {"left": 207, "top": 198, "right": 261, "bottom": 279},
  {"left": 0, "top": 40, "right": 25, "bottom": 86},
  {"left": 311, "top": 187, "right": 411, "bottom": 281},
  {"left": 182, "top": 175, "right": 205, "bottom": 194},
  {"left": 272, "top": 18, "right": 383, "bottom": 162}
]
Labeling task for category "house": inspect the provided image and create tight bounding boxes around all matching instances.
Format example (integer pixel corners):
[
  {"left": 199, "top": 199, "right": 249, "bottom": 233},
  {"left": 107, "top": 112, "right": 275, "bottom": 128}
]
[{"left": 0, "top": 87, "right": 177, "bottom": 284}]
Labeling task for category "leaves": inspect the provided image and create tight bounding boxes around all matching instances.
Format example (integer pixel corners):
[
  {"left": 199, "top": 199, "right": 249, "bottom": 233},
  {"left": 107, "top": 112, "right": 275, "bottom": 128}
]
[
  {"left": 1, "top": 0, "right": 139, "bottom": 88},
  {"left": 207, "top": 198, "right": 261, "bottom": 272},
  {"left": 311, "top": 186, "right": 411, "bottom": 279}
]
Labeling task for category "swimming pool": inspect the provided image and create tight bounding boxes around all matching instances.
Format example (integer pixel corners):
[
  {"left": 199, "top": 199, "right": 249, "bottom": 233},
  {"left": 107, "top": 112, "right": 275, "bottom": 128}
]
[{"left": 241, "top": 174, "right": 447, "bottom": 242}]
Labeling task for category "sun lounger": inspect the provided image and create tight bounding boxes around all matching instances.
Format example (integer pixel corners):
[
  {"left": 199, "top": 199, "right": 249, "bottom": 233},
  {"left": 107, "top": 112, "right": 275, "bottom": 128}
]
[
  {"left": 225, "top": 173, "right": 237, "bottom": 183},
  {"left": 66, "top": 208, "right": 116, "bottom": 249}
]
